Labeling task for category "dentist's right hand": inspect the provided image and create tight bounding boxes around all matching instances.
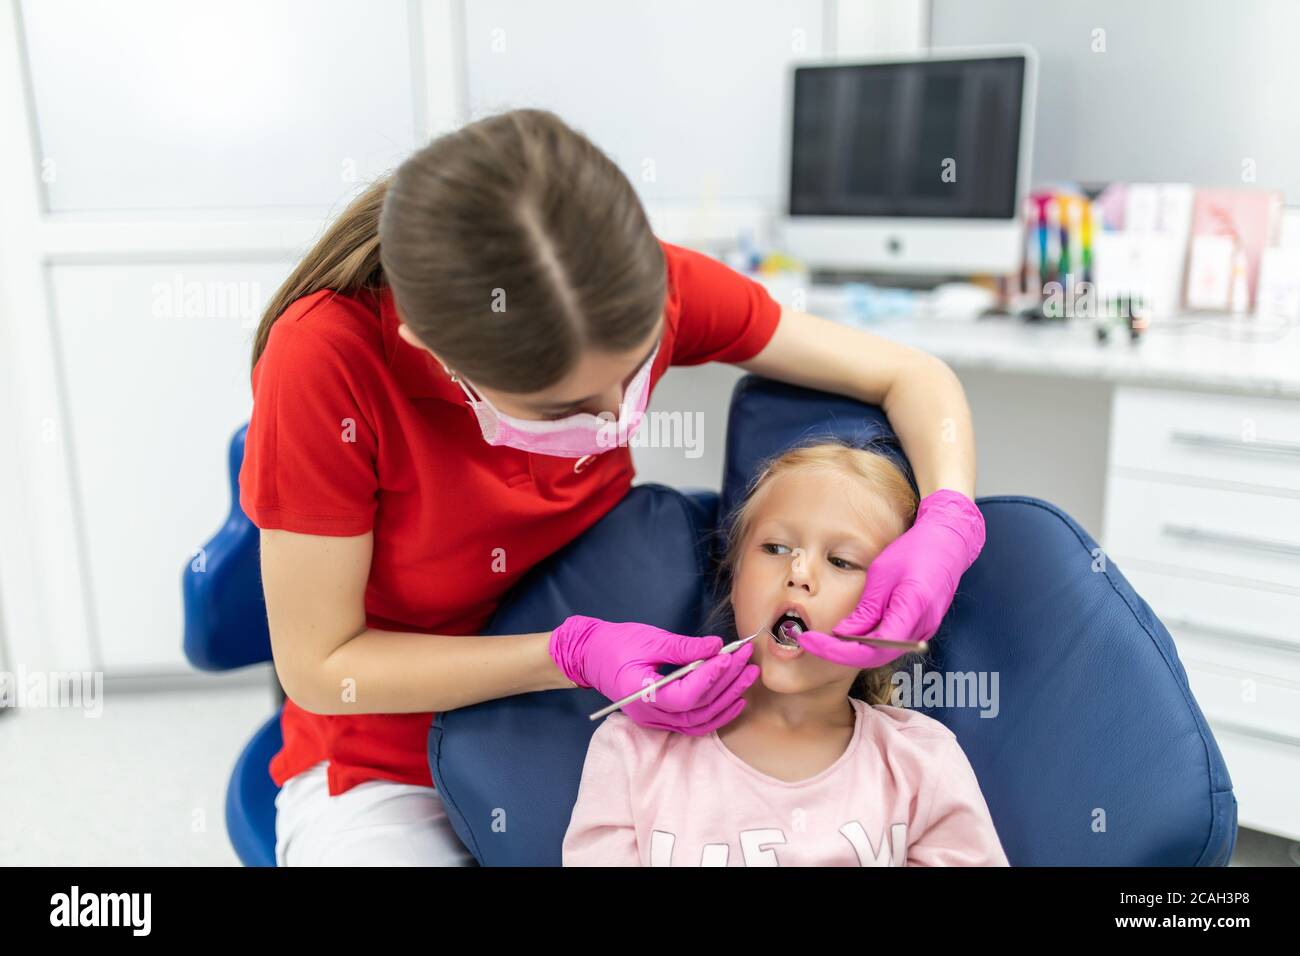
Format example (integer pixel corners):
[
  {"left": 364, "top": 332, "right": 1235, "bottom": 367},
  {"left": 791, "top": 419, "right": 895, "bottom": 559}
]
[{"left": 549, "top": 615, "right": 759, "bottom": 734}]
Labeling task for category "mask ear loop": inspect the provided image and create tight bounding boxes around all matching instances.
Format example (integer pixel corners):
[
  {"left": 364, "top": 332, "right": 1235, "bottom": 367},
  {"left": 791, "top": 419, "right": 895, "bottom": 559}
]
[{"left": 442, "top": 364, "right": 485, "bottom": 405}]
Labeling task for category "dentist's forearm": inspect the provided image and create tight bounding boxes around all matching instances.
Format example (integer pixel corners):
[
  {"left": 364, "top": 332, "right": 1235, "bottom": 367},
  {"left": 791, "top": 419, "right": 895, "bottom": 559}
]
[
  {"left": 261, "top": 527, "right": 578, "bottom": 715},
  {"left": 296, "top": 628, "right": 577, "bottom": 715},
  {"left": 879, "top": 354, "right": 977, "bottom": 500}
]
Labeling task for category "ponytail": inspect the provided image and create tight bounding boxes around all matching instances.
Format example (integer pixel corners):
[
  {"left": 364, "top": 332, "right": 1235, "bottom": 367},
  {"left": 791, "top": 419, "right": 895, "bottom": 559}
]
[{"left": 249, "top": 177, "right": 389, "bottom": 371}]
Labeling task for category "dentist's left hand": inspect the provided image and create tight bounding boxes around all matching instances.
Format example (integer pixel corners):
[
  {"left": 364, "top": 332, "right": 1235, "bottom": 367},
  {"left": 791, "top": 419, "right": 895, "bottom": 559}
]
[
  {"left": 550, "top": 615, "right": 759, "bottom": 734},
  {"left": 796, "top": 488, "right": 986, "bottom": 669}
]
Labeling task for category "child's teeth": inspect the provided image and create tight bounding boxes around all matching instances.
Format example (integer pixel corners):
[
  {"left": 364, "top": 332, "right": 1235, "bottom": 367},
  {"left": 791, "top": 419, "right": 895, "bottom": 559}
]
[{"left": 772, "top": 619, "right": 803, "bottom": 646}]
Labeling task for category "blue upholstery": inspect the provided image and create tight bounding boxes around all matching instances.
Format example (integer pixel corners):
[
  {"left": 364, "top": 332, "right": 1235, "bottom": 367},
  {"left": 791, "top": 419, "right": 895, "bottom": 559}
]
[
  {"left": 718, "top": 374, "right": 918, "bottom": 521},
  {"left": 182, "top": 423, "right": 280, "bottom": 865},
  {"left": 182, "top": 424, "right": 272, "bottom": 671},
  {"left": 225, "top": 711, "right": 283, "bottom": 868},
  {"left": 429, "top": 374, "right": 1237, "bottom": 867},
  {"left": 926, "top": 496, "right": 1237, "bottom": 865},
  {"left": 186, "top": 377, "right": 1236, "bottom": 866}
]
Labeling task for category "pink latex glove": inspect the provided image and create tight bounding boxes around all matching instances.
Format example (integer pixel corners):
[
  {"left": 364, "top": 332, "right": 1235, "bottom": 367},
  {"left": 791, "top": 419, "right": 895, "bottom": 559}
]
[
  {"left": 796, "top": 489, "right": 986, "bottom": 668},
  {"left": 549, "top": 615, "right": 759, "bottom": 734}
]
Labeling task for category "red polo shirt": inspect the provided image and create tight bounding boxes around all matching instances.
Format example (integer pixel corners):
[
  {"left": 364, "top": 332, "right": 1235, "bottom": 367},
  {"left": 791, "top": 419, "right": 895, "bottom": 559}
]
[{"left": 238, "top": 239, "right": 782, "bottom": 795}]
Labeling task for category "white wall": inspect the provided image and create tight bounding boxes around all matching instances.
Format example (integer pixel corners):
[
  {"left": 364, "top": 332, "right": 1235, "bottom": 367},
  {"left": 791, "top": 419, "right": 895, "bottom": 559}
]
[
  {"left": 932, "top": 0, "right": 1300, "bottom": 203},
  {"left": 631, "top": 0, "right": 927, "bottom": 489}
]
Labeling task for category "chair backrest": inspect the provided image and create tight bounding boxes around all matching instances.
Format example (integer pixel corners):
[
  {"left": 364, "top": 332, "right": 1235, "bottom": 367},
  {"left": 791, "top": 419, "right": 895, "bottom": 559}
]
[
  {"left": 182, "top": 424, "right": 272, "bottom": 671},
  {"left": 430, "top": 374, "right": 1237, "bottom": 866},
  {"left": 924, "top": 495, "right": 1237, "bottom": 865},
  {"left": 719, "top": 376, "right": 1235, "bottom": 866}
]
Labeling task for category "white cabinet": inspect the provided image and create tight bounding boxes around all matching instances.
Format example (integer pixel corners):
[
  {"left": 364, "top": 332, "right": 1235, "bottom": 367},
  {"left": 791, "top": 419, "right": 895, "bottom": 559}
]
[
  {"left": 1102, "top": 384, "right": 1300, "bottom": 840},
  {"left": 1108, "top": 384, "right": 1300, "bottom": 493}
]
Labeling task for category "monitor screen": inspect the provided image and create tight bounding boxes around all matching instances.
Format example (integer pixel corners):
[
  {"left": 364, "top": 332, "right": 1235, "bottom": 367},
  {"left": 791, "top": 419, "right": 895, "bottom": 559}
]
[{"left": 789, "top": 55, "right": 1026, "bottom": 220}]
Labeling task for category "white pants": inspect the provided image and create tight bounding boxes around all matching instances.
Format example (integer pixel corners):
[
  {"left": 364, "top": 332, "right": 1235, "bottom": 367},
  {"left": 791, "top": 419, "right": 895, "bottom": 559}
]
[{"left": 274, "top": 760, "right": 478, "bottom": 866}]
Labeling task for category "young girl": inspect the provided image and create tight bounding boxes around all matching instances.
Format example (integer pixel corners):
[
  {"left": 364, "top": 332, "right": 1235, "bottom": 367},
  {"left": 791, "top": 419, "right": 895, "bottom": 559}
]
[{"left": 562, "top": 441, "right": 1008, "bottom": 867}]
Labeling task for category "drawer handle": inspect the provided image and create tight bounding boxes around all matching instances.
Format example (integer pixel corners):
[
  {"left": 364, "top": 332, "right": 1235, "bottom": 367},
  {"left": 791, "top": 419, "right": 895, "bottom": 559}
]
[
  {"left": 1170, "top": 430, "right": 1300, "bottom": 459},
  {"left": 1161, "top": 523, "right": 1300, "bottom": 558},
  {"left": 1161, "top": 613, "right": 1300, "bottom": 655}
]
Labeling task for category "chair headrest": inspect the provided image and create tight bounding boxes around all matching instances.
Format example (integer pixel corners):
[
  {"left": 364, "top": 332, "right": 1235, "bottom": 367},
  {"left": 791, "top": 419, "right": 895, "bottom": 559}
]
[{"left": 719, "top": 374, "right": 917, "bottom": 527}]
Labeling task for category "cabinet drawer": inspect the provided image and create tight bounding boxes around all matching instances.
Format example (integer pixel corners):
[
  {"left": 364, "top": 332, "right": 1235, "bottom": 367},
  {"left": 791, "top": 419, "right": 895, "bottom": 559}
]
[
  {"left": 1207, "top": 730, "right": 1300, "bottom": 841},
  {"left": 1159, "top": 606, "right": 1300, "bottom": 684},
  {"left": 1110, "top": 386, "right": 1300, "bottom": 492},
  {"left": 1118, "top": 564, "right": 1300, "bottom": 660},
  {"left": 1183, "top": 660, "right": 1300, "bottom": 743},
  {"left": 1185, "top": 661, "right": 1300, "bottom": 840},
  {"left": 1104, "top": 475, "right": 1300, "bottom": 590}
]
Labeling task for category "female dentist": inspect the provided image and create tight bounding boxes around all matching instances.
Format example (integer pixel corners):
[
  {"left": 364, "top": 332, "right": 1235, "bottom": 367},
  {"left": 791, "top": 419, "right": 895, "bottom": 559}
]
[{"left": 244, "top": 108, "right": 986, "bottom": 866}]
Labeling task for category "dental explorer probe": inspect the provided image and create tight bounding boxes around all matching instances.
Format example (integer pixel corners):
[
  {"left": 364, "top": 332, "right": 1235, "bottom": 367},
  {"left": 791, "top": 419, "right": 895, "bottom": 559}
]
[
  {"left": 587, "top": 621, "right": 927, "bottom": 721},
  {"left": 588, "top": 630, "right": 762, "bottom": 721}
]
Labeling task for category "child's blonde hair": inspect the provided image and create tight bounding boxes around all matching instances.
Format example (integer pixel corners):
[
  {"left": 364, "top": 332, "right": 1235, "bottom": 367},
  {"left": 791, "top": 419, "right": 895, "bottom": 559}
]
[{"left": 705, "top": 440, "right": 923, "bottom": 705}]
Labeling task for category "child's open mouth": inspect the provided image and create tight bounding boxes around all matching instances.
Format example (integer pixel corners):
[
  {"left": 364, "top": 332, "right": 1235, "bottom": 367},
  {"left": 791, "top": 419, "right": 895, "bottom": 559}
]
[{"left": 770, "top": 611, "right": 806, "bottom": 648}]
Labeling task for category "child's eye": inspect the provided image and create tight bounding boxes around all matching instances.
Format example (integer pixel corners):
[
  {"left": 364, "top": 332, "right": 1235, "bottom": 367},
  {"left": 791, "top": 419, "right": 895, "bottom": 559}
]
[{"left": 762, "top": 543, "right": 857, "bottom": 569}]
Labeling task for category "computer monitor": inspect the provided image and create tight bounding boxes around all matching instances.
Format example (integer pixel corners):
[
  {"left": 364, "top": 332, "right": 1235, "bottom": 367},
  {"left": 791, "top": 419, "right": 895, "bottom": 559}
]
[{"left": 781, "top": 47, "right": 1037, "bottom": 279}]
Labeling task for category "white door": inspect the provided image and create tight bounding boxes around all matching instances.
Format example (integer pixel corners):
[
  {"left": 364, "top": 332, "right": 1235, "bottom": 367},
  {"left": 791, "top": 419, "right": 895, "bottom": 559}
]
[{"left": 0, "top": 0, "right": 463, "bottom": 676}]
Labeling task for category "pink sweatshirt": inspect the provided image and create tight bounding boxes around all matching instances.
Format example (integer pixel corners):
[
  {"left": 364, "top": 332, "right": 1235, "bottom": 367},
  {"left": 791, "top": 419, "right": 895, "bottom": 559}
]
[{"left": 562, "top": 697, "right": 1009, "bottom": 866}]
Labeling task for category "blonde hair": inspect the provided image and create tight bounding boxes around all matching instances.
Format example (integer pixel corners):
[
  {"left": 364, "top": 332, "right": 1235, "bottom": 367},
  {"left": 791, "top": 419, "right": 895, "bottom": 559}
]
[{"left": 705, "top": 440, "right": 923, "bottom": 705}]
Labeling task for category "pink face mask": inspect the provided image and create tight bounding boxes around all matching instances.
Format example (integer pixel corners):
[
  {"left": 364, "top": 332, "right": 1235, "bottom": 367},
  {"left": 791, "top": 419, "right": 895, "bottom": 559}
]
[{"left": 446, "top": 342, "right": 660, "bottom": 458}]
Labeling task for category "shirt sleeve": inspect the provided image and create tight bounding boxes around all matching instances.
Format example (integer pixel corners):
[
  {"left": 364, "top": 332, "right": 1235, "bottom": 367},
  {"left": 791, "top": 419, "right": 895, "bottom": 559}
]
[
  {"left": 908, "top": 737, "right": 1011, "bottom": 867},
  {"left": 663, "top": 241, "right": 783, "bottom": 367},
  {"left": 238, "top": 316, "right": 380, "bottom": 536},
  {"left": 562, "top": 716, "right": 641, "bottom": 866}
]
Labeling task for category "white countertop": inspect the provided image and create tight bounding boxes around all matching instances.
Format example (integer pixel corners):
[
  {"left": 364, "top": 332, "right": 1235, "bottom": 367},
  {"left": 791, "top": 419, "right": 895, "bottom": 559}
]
[{"left": 802, "top": 287, "right": 1300, "bottom": 400}]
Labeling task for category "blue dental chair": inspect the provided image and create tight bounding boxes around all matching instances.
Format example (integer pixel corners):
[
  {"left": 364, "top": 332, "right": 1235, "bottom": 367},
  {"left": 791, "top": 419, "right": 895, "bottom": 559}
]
[{"left": 184, "top": 375, "right": 1237, "bottom": 867}]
